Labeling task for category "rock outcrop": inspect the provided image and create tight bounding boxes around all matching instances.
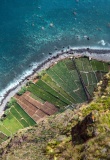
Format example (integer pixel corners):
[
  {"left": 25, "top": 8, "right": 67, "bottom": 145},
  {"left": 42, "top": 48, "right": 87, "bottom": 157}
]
[
  {"left": 0, "top": 72, "right": 110, "bottom": 160},
  {"left": 71, "top": 112, "right": 95, "bottom": 144}
]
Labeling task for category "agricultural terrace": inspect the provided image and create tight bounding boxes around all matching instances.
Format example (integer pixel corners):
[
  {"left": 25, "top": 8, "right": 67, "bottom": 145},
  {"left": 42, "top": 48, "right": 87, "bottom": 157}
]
[
  {"left": 0, "top": 56, "right": 109, "bottom": 144},
  {"left": 0, "top": 100, "right": 35, "bottom": 142}
]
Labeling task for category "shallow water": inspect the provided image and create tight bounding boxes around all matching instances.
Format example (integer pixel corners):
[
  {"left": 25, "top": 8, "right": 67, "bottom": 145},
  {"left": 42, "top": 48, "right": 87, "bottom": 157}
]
[{"left": 0, "top": 0, "right": 110, "bottom": 101}]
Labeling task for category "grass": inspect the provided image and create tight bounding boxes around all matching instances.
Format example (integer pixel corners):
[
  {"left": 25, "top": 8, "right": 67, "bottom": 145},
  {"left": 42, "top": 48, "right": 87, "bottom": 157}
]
[
  {"left": 46, "top": 63, "right": 86, "bottom": 103},
  {"left": 30, "top": 93, "right": 45, "bottom": 103},
  {"left": 95, "top": 71, "right": 102, "bottom": 82},
  {"left": 64, "top": 59, "right": 75, "bottom": 70},
  {"left": 14, "top": 103, "right": 36, "bottom": 126},
  {"left": 70, "top": 70, "right": 80, "bottom": 81},
  {"left": 87, "top": 72, "right": 97, "bottom": 85},
  {"left": 42, "top": 74, "right": 75, "bottom": 103},
  {"left": 75, "top": 80, "right": 83, "bottom": 89},
  {"left": 2, "top": 112, "right": 23, "bottom": 134},
  {"left": 90, "top": 60, "right": 105, "bottom": 71},
  {"left": 52, "top": 61, "right": 78, "bottom": 90},
  {"left": 0, "top": 138, "right": 3, "bottom": 143},
  {"left": 10, "top": 107, "right": 22, "bottom": 120},
  {"left": 75, "top": 89, "right": 87, "bottom": 102},
  {"left": 0, "top": 132, "right": 7, "bottom": 141},
  {"left": 0, "top": 56, "right": 109, "bottom": 146},
  {"left": 28, "top": 83, "right": 67, "bottom": 107},
  {"left": 81, "top": 73, "right": 88, "bottom": 86},
  {"left": 36, "top": 80, "right": 71, "bottom": 105},
  {"left": 86, "top": 85, "right": 95, "bottom": 96},
  {"left": 10, "top": 106, "right": 30, "bottom": 128},
  {"left": 17, "top": 86, "right": 27, "bottom": 96},
  {"left": 74, "top": 58, "right": 83, "bottom": 71},
  {"left": 46, "top": 69, "right": 78, "bottom": 101},
  {"left": 81, "top": 57, "right": 93, "bottom": 72},
  {"left": 0, "top": 123, "right": 11, "bottom": 136},
  {"left": 20, "top": 119, "right": 29, "bottom": 128},
  {"left": 103, "top": 63, "right": 109, "bottom": 72}
]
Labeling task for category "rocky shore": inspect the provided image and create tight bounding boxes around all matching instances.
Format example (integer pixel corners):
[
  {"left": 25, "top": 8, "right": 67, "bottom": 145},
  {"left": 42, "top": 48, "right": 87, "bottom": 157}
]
[{"left": 0, "top": 47, "right": 110, "bottom": 116}]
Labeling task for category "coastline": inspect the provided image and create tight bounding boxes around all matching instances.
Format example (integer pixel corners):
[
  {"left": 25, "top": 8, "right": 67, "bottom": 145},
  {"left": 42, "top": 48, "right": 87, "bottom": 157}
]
[{"left": 0, "top": 47, "right": 110, "bottom": 116}]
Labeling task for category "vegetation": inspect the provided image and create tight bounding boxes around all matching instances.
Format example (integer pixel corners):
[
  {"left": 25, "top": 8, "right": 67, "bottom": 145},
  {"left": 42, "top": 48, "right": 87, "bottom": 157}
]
[
  {"left": 0, "top": 56, "right": 109, "bottom": 147},
  {"left": 28, "top": 83, "right": 67, "bottom": 107},
  {"left": 0, "top": 72, "right": 110, "bottom": 160},
  {"left": 17, "top": 86, "right": 27, "bottom": 96},
  {"left": 0, "top": 101, "right": 36, "bottom": 142}
]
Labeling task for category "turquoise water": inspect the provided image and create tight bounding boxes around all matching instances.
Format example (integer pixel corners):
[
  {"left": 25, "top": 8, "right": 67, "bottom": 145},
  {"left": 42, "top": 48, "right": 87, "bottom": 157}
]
[{"left": 0, "top": 0, "right": 110, "bottom": 100}]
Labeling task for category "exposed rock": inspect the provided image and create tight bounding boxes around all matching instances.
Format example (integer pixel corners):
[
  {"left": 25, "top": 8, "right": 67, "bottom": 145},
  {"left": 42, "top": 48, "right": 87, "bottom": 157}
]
[
  {"left": 71, "top": 112, "right": 95, "bottom": 144},
  {"left": 101, "top": 148, "right": 107, "bottom": 154},
  {"left": 1, "top": 73, "right": 110, "bottom": 160},
  {"left": 56, "top": 135, "right": 67, "bottom": 142}
]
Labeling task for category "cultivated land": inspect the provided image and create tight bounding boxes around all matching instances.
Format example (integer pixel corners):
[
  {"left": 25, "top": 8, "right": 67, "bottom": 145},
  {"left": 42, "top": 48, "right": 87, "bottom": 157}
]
[
  {"left": 0, "top": 56, "right": 109, "bottom": 144},
  {"left": 0, "top": 72, "right": 110, "bottom": 160}
]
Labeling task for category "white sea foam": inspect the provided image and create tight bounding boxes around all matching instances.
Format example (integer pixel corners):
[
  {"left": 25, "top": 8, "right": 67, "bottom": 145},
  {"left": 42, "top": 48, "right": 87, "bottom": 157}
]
[
  {"left": 98, "top": 40, "right": 106, "bottom": 46},
  {"left": 0, "top": 46, "right": 110, "bottom": 114}
]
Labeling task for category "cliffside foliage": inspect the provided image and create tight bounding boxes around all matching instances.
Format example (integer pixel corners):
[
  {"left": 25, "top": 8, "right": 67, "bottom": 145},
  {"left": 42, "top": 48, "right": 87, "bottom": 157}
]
[{"left": 0, "top": 72, "right": 110, "bottom": 160}]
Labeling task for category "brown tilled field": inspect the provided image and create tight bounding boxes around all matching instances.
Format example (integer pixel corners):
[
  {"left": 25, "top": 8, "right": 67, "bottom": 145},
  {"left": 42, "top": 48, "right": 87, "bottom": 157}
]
[{"left": 14, "top": 91, "right": 58, "bottom": 123}]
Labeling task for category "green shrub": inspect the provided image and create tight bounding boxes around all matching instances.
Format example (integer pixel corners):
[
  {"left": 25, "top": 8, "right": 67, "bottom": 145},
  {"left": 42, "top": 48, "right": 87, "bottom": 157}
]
[
  {"left": 7, "top": 98, "right": 16, "bottom": 108},
  {"left": 17, "top": 86, "right": 27, "bottom": 96}
]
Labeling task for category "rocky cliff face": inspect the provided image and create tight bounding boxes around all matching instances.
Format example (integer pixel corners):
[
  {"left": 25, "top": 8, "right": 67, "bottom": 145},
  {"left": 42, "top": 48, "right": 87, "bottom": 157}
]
[
  {"left": 0, "top": 73, "right": 110, "bottom": 160},
  {"left": 71, "top": 112, "right": 95, "bottom": 144}
]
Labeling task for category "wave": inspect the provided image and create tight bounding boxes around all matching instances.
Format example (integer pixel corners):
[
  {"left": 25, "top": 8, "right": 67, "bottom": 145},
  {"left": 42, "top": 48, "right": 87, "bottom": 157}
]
[
  {"left": 0, "top": 46, "right": 110, "bottom": 114},
  {"left": 98, "top": 40, "right": 106, "bottom": 46}
]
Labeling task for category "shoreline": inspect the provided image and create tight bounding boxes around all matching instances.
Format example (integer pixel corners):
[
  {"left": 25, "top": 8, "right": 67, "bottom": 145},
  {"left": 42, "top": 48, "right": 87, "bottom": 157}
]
[{"left": 0, "top": 47, "right": 110, "bottom": 115}]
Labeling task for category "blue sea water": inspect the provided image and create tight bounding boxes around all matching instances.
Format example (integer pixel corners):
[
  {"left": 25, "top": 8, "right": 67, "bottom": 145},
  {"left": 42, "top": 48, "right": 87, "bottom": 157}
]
[{"left": 0, "top": 0, "right": 110, "bottom": 101}]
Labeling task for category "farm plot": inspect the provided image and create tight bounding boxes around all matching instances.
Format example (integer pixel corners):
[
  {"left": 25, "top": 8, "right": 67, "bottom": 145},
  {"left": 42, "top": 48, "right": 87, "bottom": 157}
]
[
  {"left": 74, "top": 58, "right": 84, "bottom": 71},
  {"left": 53, "top": 61, "right": 78, "bottom": 90},
  {"left": 28, "top": 83, "right": 67, "bottom": 107},
  {"left": 0, "top": 124, "right": 11, "bottom": 136},
  {"left": 64, "top": 59, "right": 75, "bottom": 70},
  {"left": 31, "top": 93, "right": 45, "bottom": 103},
  {"left": 46, "top": 69, "right": 84, "bottom": 103},
  {"left": 90, "top": 60, "right": 108, "bottom": 72},
  {"left": 87, "top": 72, "right": 97, "bottom": 85},
  {"left": 46, "top": 69, "right": 76, "bottom": 100},
  {"left": 36, "top": 80, "right": 70, "bottom": 105},
  {"left": 10, "top": 106, "right": 29, "bottom": 127},
  {"left": 86, "top": 85, "right": 95, "bottom": 96},
  {"left": 41, "top": 73, "right": 75, "bottom": 103},
  {"left": 1, "top": 56, "right": 109, "bottom": 144},
  {"left": 81, "top": 57, "right": 93, "bottom": 72},
  {"left": 2, "top": 112, "right": 23, "bottom": 134},
  {"left": 75, "top": 89, "right": 87, "bottom": 101},
  {"left": 0, "top": 101, "right": 36, "bottom": 138},
  {"left": 80, "top": 72, "right": 88, "bottom": 86},
  {"left": 0, "top": 132, "right": 7, "bottom": 142},
  {"left": 14, "top": 102, "right": 36, "bottom": 126}
]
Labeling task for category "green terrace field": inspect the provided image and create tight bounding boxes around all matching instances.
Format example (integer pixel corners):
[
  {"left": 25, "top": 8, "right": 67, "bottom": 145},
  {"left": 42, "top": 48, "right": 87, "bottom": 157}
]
[
  {"left": 28, "top": 57, "right": 109, "bottom": 106},
  {"left": 0, "top": 56, "right": 109, "bottom": 144},
  {"left": 0, "top": 101, "right": 35, "bottom": 142}
]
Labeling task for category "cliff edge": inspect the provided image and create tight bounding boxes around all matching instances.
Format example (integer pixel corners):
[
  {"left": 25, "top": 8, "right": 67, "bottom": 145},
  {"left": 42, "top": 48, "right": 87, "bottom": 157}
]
[{"left": 0, "top": 72, "right": 110, "bottom": 160}]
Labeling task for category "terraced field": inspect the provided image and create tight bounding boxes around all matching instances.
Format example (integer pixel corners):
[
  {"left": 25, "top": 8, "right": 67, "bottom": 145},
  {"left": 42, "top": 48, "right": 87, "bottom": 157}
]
[
  {"left": 0, "top": 101, "right": 35, "bottom": 142},
  {"left": 0, "top": 56, "right": 109, "bottom": 144}
]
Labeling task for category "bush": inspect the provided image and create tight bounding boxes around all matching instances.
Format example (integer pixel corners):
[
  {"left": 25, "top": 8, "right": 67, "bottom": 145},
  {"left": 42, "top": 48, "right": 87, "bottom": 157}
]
[
  {"left": 7, "top": 98, "right": 16, "bottom": 108},
  {"left": 4, "top": 109, "right": 10, "bottom": 116},
  {"left": 26, "top": 81, "right": 33, "bottom": 86},
  {"left": 17, "top": 86, "right": 27, "bottom": 96}
]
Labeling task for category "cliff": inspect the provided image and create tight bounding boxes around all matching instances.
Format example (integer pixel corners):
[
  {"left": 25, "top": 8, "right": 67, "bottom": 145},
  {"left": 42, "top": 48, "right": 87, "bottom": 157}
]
[{"left": 0, "top": 72, "right": 110, "bottom": 160}]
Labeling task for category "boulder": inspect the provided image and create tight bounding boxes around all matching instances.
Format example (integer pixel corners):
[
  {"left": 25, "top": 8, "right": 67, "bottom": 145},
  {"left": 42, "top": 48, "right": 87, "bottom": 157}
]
[{"left": 71, "top": 112, "right": 95, "bottom": 144}]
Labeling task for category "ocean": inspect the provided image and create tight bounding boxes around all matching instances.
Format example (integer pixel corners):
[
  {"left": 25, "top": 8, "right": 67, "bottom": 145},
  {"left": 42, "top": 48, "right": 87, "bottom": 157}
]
[{"left": 0, "top": 0, "right": 110, "bottom": 103}]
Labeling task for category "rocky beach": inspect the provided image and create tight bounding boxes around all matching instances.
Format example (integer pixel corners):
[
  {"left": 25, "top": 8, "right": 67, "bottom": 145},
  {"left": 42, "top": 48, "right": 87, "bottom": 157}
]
[{"left": 0, "top": 47, "right": 110, "bottom": 116}]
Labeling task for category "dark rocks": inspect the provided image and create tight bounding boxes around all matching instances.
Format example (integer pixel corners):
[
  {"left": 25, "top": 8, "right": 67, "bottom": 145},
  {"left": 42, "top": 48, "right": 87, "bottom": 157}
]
[
  {"left": 71, "top": 112, "right": 95, "bottom": 144},
  {"left": 87, "top": 37, "right": 90, "bottom": 40},
  {"left": 49, "top": 52, "right": 52, "bottom": 55}
]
